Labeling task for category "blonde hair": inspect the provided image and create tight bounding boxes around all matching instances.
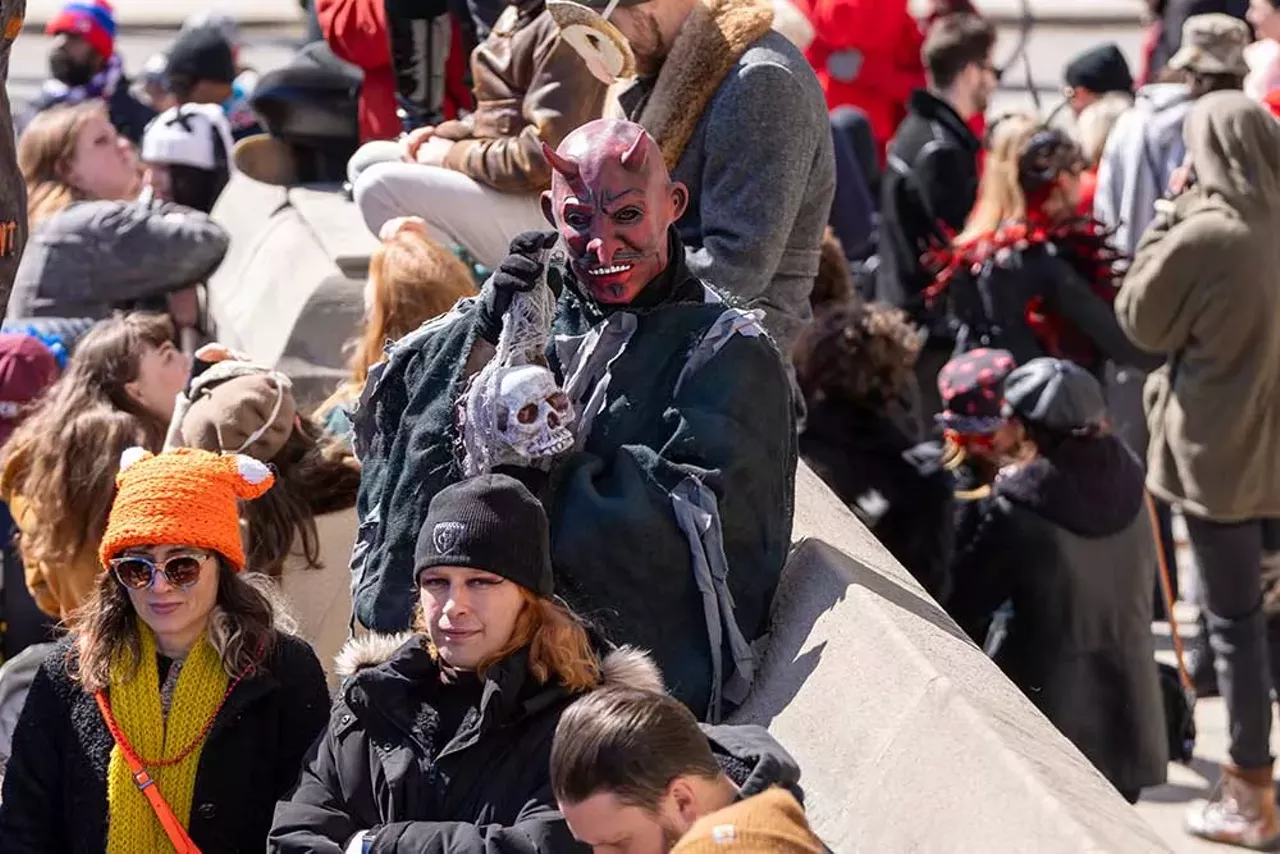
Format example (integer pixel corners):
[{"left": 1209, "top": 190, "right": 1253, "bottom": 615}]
[
  {"left": 955, "top": 112, "right": 1040, "bottom": 246},
  {"left": 318, "top": 229, "right": 477, "bottom": 417},
  {"left": 19, "top": 102, "right": 104, "bottom": 226},
  {"left": 416, "top": 587, "right": 602, "bottom": 694},
  {"left": 1077, "top": 91, "right": 1133, "bottom": 166}
]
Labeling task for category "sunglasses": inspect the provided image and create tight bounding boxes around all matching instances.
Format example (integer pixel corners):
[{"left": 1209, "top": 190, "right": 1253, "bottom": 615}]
[{"left": 110, "top": 551, "right": 211, "bottom": 591}]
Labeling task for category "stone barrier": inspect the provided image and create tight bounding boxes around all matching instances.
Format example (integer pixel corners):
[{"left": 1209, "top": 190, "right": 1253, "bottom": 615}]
[{"left": 733, "top": 463, "right": 1170, "bottom": 852}]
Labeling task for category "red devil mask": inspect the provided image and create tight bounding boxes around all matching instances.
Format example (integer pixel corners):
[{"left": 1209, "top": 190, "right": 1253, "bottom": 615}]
[{"left": 540, "top": 119, "right": 688, "bottom": 305}]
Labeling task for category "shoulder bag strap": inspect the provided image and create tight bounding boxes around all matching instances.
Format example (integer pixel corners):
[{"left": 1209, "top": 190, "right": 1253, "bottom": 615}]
[
  {"left": 1145, "top": 492, "right": 1193, "bottom": 694},
  {"left": 93, "top": 691, "right": 203, "bottom": 854}
]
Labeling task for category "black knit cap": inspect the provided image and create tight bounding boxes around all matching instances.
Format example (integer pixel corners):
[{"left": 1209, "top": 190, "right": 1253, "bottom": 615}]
[
  {"left": 166, "top": 25, "right": 236, "bottom": 85},
  {"left": 1064, "top": 44, "right": 1133, "bottom": 95},
  {"left": 414, "top": 474, "right": 554, "bottom": 596}
]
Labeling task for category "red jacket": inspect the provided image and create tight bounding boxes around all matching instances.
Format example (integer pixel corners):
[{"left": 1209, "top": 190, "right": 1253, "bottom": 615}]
[
  {"left": 802, "top": 0, "right": 926, "bottom": 158},
  {"left": 318, "top": 0, "right": 473, "bottom": 142}
]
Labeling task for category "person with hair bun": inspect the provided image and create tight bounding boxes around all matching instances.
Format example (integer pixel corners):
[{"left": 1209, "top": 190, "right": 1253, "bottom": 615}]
[
  {"left": 945, "top": 358, "right": 1167, "bottom": 805},
  {"left": 172, "top": 350, "right": 362, "bottom": 686},
  {"left": 927, "top": 114, "right": 1159, "bottom": 379},
  {"left": 270, "top": 473, "right": 664, "bottom": 854},
  {"left": 793, "top": 299, "right": 953, "bottom": 599},
  {"left": 0, "top": 446, "right": 330, "bottom": 852}
]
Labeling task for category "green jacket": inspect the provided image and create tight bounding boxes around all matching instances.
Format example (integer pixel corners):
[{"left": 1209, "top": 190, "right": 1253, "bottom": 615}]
[
  {"left": 1116, "top": 92, "right": 1280, "bottom": 522},
  {"left": 350, "top": 248, "right": 797, "bottom": 720}
]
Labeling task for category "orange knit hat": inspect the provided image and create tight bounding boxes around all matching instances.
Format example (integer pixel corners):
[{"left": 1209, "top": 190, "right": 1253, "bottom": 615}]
[{"left": 98, "top": 447, "right": 275, "bottom": 571}]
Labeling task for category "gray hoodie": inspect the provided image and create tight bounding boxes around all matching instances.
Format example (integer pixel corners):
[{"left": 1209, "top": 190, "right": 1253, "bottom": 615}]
[
  {"left": 0, "top": 0, "right": 26, "bottom": 316},
  {"left": 6, "top": 198, "right": 229, "bottom": 321},
  {"left": 1094, "top": 83, "right": 1194, "bottom": 258}
]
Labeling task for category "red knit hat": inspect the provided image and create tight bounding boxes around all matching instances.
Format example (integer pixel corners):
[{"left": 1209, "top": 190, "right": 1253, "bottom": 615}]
[
  {"left": 46, "top": 0, "right": 116, "bottom": 60},
  {"left": 99, "top": 447, "right": 274, "bottom": 571}
]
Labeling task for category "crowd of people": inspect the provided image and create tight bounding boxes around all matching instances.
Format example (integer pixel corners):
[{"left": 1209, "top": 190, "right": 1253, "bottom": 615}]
[{"left": 0, "top": 0, "right": 1277, "bottom": 850}]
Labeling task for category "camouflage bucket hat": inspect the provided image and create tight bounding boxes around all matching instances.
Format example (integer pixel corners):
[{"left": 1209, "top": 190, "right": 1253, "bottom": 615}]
[{"left": 1168, "top": 13, "right": 1250, "bottom": 78}]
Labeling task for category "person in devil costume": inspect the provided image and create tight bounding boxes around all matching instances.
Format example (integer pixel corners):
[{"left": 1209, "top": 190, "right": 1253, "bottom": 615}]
[
  {"left": 348, "top": 118, "right": 795, "bottom": 723},
  {"left": 925, "top": 115, "right": 1162, "bottom": 379}
]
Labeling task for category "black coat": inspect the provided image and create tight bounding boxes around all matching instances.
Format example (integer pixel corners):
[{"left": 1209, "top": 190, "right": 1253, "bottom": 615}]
[
  {"left": 0, "top": 633, "right": 330, "bottom": 854},
  {"left": 269, "top": 635, "right": 671, "bottom": 853},
  {"left": 945, "top": 436, "right": 1169, "bottom": 793},
  {"left": 800, "top": 398, "right": 954, "bottom": 601},
  {"left": 269, "top": 634, "right": 802, "bottom": 854},
  {"left": 876, "top": 90, "right": 981, "bottom": 329},
  {"left": 946, "top": 243, "right": 1163, "bottom": 377}
]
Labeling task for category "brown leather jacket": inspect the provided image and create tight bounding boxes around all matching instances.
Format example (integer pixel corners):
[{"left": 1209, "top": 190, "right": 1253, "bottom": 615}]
[{"left": 433, "top": 0, "right": 605, "bottom": 193}]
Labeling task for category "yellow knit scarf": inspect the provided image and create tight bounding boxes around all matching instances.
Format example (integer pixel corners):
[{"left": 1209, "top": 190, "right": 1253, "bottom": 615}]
[{"left": 104, "top": 623, "right": 229, "bottom": 854}]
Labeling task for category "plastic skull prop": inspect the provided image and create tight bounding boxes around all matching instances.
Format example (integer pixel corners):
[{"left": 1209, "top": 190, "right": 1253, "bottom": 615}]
[{"left": 493, "top": 364, "right": 575, "bottom": 463}]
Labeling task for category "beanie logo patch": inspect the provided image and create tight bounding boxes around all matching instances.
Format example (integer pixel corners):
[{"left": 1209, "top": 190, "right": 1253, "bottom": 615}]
[{"left": 432, "top": 522, "right": 466, "bottom": 555}]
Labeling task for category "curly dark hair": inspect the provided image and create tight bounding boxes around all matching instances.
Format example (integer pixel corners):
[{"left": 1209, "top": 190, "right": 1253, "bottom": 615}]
[
  {"left": 793, "top": 300, "right": 923, "bottom": 407},
  {"left": 812, "top": 227, "right": 853, "bottom": 311}
]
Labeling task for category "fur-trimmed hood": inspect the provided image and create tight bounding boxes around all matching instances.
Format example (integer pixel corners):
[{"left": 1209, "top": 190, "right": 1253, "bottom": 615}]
[
  {"left": 995, "top": 435, "right": 1145, "bottom": 538},
  {"left": 333, "top": 631, "right": 665, "bottom": 694},
  {"left": 606, "top": 0, "right": 774, "bottom": 169}
]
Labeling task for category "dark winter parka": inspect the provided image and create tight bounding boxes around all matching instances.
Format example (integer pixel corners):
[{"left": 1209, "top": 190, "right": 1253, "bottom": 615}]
[
  {"left": 800, "top": 398, "right": 954, "bottom": 601},
  {"left": 0, "top": 633, "right": 330, "bottom": 854},
  {"left": 268, "top": 634, "right": 667, "bottom": 854},
  {"left": 945, "top": 435, "right": 1168, "bottom": 793},
  {"left": 349, "top": 243, "right": 796, "bottom": 722}
]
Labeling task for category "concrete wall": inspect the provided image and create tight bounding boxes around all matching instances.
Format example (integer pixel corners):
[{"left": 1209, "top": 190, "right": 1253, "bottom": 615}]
[
  {"left": 733, "top": 464, "right": 1171, "bottom": 852},
  {"left": 207, "top": 176, "right": 369, "bottom": 408}
]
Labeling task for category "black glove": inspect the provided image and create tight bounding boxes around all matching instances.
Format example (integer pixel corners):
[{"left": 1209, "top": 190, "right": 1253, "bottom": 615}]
[{"left": 475, "top": 231, "right": 559, "bottom": 344}]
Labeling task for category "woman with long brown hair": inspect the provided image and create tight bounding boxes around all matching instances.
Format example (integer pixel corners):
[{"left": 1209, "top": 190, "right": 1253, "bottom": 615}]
[
  {"left": 926, "top": 113, "right": 1158, "bottom": 378},
  {"left": 317, "top": 216, "right": 477, "bottom": 439},
  {"left": 0, "top": 312, "right": 190, "bottom": 619},
  {"left": 8, "top": 101, "right": 228, "bottom": 323},
  {"left": 0, "top": 447, "right": 329, "bottom": 852},
  {"left": 270, "top": 474, "right": 662, "bottom": 853}
]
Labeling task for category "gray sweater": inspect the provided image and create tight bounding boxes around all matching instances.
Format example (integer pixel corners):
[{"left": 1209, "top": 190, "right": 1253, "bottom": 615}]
[
  {"left": 617, "top": 23, "right": 835, "bottom": 357},
  {"left": 7, "top": 199, "right": 230, "bottom": 321}
]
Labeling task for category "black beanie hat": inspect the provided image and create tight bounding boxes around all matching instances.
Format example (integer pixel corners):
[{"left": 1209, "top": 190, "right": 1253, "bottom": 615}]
[
  {"left": 166, "top": 25, "right": 236, "bottom": 86},
  {"left": 415, "top": 474, "right": 554, "bottom": 596},
  {"left": 1064, "top": 44, "right": 1133, "bottom": 95}
]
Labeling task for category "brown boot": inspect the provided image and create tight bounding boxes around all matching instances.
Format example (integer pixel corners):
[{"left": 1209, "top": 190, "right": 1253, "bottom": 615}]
[
  {"left": 233, "top": 134, "right": 299, "bottom": 186},
  {"left": 1187, "top": 764, "right": 1280, "bottom": 850}
]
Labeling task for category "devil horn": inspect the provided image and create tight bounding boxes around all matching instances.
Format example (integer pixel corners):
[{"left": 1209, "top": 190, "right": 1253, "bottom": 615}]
[
  {"left": 620, "top": 132, "right": 648, "bottom": 172},
  {"left": 541, "top": 141, "right": 580, "bottom": 179}
]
